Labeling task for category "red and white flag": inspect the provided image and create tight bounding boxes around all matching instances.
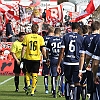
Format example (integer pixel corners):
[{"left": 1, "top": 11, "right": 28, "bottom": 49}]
[
  {"left": 5, "top": 10, "right": 19, "bottom": 22},
  {"left": 46, "top": 4, "right": 63, "bottom": 26},
  {"left": 0, "top": 3, "right": 19, "bottom": 14},
  {"left": 68, "top": 11, "right": 79, "bottom": 19},
  {"left": 74, "top": 0, "right": 100, "bottom": 22},
  {"left": 0, "top": 4, "right": 12, "bottom": 13}
]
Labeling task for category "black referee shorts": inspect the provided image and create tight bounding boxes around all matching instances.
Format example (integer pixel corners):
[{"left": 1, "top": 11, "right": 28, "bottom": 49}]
[{"left": 13, "top": 59, "right": 26, "bottom": 74}]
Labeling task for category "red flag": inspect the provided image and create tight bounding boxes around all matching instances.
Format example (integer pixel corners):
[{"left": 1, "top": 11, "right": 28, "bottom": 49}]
[
  {"left": 13, "top": 15, "right": 20, "bottom": 21},
  {"left": 5, "top": 10, "right": 20, "bottom": 21},
  {"left": 74, "top": 0, "right": 100, "bottom": 22},
  {"left": 68, "top": 11, "right": 79, "bottom": 19},
  {"left": 0, "top": 4, "right": 12, "bottom": 13}
]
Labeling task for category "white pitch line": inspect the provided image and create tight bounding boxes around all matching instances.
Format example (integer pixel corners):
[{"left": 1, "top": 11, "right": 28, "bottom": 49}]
[{"left": 0, "top": 76, "right": 14, "bottom": 85}]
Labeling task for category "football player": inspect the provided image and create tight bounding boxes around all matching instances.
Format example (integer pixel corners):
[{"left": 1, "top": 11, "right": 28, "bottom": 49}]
[
  {"left": 46, "top": 28, "right": 63, "bottom": 98},
  {"left": 57, "top": 22, "right": 84, "bottom": 100},
  {"left": 42, "top": 26, "right": 54, "bottom": 94}
]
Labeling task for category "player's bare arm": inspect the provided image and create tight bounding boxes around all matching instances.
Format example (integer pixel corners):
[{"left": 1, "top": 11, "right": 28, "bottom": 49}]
[
  {"left": 85, "top": 54, "right": 91, "bottom": 67},
  {"left": 79, "top": 53, "right": 85, "bottom": 79},
  {"left": 57, "top": 48, "right": 64, "bottom": 74},
  {"left": 41, "top": 46, "right": 47, "bottom": 59},
  {"left": 92, "top": 59, "right": 100, "bottom": 84},
  {"left": 21, "top": 46, "right": 26, "bottom": 59},
  {"left": 46, "top": 48, "right": 49, "bottom": 59},
  {"left": 11, "top": 52, "right": 20, "bottom": 65}
]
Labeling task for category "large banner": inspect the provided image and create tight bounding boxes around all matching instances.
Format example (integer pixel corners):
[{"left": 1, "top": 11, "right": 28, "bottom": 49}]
[
  {"left": 0, "top": 60, "right": 14, "bottom": 75},
  {"left": 0, "top": 59, "right": 43, "bottom": 76}
]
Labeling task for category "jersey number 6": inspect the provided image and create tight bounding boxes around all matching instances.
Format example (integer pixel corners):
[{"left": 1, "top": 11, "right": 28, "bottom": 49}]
[{"left": 69, "top": 40, "right": 75, "bottom": 52}]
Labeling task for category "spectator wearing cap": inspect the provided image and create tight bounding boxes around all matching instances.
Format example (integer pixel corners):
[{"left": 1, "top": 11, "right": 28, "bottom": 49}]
[
  {"left": 65, "top": 21, "right": 72, "bottom": 33},
  {"left": 87, "top": 17, "right": 93, "bottom": 26},
  {"left": 6, "top": 20, "right": 14, "bottom": 42}
]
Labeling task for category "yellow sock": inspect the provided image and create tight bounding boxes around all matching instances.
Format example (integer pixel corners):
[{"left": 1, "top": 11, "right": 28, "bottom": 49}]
[
  {"left": 26, "top": 72, "right": 30, "bottom": 86},
  {"left": 31, "top": 73, "right": 38, "bottom": 94}
]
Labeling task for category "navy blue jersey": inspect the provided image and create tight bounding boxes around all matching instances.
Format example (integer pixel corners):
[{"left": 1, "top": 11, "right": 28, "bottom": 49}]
[
  {"left": 92, "top": 40, "right": 100, "bottom": 60},
  {"left": 44, "top": 36, "right": 53, "bottom": 46},
  {"left": 80, "top": 34, "right": 97, "bottom": 54},
  {"left": 92, "top": 40, "right": 100, "bottom": 74},
  {"left": 83, "top": 34, "right": 88, "bottom": 38},
  {"left": 43, "top": 35, "right": 53, "bottom": 60},
  {"left": 61, "top": 32, "right": 83, "bottom": 65},
  {"left": 86, "top": 34, "right": 100, "bottom": 56},
  {"left": 46, "top": 36, "right": 62, "bottom": 59}
]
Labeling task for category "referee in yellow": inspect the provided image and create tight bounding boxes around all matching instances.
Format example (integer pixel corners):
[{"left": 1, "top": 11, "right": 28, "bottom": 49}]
[
  {"left": 21, "top": 24, "right": 47, "bottom": 96},
  {"left": 11, "top": 32, "right": 26, "bottom": 92}
]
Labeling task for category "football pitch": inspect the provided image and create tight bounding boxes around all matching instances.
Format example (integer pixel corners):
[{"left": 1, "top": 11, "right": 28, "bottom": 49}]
[
  {"left": 0, "top": 76, "right": 65, "bottom": 100},
  {"left": 0, "top": 76, "right": 89, "bottom": 100}
]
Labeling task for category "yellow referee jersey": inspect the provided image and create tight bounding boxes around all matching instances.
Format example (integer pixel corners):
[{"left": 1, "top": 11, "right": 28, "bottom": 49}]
[
  {"left": 22, "top": 33, "right": 45, "bottom": 60},
  {"left": 11, "top": 40, "right": 23, "bottom": 60}
]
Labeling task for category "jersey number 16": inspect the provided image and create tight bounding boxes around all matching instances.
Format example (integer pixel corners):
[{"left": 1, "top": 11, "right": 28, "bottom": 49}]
[{"left": 29, "top": 41, "right": 37, "bottom": 51}]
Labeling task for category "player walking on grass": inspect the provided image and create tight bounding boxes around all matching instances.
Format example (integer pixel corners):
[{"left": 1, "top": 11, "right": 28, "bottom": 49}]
[
  {"left": 79, "top": 21, "right": 100, "bottom": 100},
  {"left": 11, "top": 32, "right": 26, "bottom": 92},
  {"left": 21, "top": 24, "right": 47, "bottom": 96},
  {"left": 42, "top": 26, "right": 54, "bottom": 94},
  {"left": 46, "top": 28, "right": 62, "bottom": 98},
  {"left": 91, "top": 40, "right": 100, "bottom": 100},
  {"left": 57, "top": 22, "right": 84, "bottom": 100},
  {"left": 85, "top": 21, "right": 100, "bottom": 100}
]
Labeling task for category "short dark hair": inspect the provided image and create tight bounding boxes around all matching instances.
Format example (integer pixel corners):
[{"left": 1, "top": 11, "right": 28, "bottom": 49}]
[
  {"left": 91, "top": 21, "right": 100, "bottom": 31},
  {"left": 78, "top": 27, "right": 83, "bottom": 36},
  {"left": 18, "top": 32, "right": 25, "bottom": 37},
  {"left": 54, "top": 28, "right": 61, "bottom": 34},
  {"left": 31, "top": 24, "right": 39, "bottom": 33},
  {"left": 72, "top": 22, "right": 80, "bottom": 30},
  {"left": 82, "top": 25, "right": 89, "bottom": 34},
  {"left": 48, "top": 26, "right": 54, "bottom": 33}
]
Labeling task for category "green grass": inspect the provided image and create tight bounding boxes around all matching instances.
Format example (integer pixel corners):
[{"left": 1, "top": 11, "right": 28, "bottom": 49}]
[
  {"left": 0, "top": 76, "right": 65, "bottom": 100},
  {"left": 0, "top": 76, "right": 89, "bottom": 100}
]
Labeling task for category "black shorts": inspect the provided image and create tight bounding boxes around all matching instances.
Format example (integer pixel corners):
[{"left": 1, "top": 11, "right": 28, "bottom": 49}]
[
  {"left": 13, "top": 59, "right": 26, "bottom": 74},
  {"left": 42, "top": 62, "right": 50, "bottom": 76},
  {"left": 26, "top": 60, "right": 40, "bottom": 73},
  {"left": 64, "top": 65, "right": 80, "bottom": 83}
]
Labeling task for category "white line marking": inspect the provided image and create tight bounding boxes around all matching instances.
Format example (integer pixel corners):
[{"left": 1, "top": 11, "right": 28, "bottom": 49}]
[{"left": 0, "top": 76, "right": 14, "bottom": 85}]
